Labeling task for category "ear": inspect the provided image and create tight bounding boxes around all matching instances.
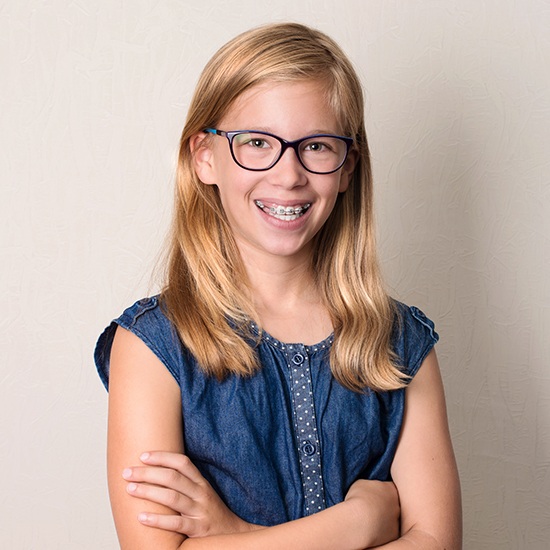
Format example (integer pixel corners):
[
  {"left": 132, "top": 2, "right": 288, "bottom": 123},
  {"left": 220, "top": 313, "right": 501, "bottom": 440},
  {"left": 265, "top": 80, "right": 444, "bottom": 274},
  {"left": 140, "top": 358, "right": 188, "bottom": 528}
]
[
  {"left": 338, "top": 148, "right": 358, "bottom": 193},
  {"left": 190, "top": 132, "right": 217, "bottom": 185}
]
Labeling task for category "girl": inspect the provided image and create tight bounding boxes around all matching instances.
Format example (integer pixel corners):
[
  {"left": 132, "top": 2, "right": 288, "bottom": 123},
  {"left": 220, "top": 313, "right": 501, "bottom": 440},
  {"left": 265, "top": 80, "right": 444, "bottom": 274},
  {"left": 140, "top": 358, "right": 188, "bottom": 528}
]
[{"left": 95, "top": 23, "right": 461, "bottom": 549}]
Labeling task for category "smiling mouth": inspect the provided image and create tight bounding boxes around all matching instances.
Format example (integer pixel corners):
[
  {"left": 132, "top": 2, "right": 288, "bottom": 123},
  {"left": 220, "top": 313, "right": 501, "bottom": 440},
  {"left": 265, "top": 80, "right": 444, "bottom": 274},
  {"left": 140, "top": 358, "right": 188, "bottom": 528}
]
[{"left": 254, "top": 200, "right": 312, "bottom": 221}]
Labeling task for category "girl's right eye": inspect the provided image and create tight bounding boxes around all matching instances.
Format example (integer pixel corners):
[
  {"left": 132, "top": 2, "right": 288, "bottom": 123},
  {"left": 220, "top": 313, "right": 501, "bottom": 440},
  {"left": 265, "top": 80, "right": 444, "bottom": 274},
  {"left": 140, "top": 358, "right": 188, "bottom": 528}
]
[
  {"left": 234, "top": 133, "right": 273, "bottom": 150},
  {"left": 248, "top": 138, "right": 268, "bottom": 148}
]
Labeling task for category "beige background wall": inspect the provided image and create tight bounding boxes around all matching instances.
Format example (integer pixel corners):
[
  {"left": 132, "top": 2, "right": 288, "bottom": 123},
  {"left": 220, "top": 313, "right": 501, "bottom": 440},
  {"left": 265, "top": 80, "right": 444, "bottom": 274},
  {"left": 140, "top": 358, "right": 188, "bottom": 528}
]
[{"left": 2, "top": 1, "right": 549, "bottom": 548}]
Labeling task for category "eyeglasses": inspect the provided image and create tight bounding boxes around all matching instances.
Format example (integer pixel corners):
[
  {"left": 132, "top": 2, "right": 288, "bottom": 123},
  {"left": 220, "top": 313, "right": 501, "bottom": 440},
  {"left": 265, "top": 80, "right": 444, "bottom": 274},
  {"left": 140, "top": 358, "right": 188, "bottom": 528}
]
[{"left": 204, "top": 128, "right": 353, "bottom": 175}]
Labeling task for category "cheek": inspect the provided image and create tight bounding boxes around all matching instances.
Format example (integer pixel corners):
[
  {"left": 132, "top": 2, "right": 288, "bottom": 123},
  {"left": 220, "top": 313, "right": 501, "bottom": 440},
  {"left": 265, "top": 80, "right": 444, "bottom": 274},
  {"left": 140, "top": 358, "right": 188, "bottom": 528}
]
[
  {"left": 321, "top": 177, "right": 348, "bottom": 201},
  {"left": 215, "top": 178, "right": 249, "bottom": 211}
]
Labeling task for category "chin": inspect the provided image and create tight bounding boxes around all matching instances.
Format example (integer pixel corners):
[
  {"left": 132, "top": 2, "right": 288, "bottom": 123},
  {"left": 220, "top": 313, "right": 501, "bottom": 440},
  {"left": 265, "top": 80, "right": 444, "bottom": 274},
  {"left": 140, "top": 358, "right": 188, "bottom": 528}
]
[{"left": 264, "top": 241, "right": 312, "bottom": 259}]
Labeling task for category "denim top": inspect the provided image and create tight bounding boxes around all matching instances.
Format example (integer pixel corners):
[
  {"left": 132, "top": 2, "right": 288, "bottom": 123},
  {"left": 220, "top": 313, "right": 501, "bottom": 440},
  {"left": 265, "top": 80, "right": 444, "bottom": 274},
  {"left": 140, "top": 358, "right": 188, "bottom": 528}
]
[{"left": 95, "top": 297, "right": 438, "bottom": 526}]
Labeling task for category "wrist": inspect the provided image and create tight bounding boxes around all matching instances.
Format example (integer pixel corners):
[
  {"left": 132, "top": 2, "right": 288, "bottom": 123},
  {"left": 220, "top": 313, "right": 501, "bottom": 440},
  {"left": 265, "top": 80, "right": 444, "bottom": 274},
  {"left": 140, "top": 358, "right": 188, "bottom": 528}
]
[
  {"left": 343, "top": 497, "right": 375, "bottom": 548},
  {"left": 235, "top": 518, "right": 264, "bottom": 534}
]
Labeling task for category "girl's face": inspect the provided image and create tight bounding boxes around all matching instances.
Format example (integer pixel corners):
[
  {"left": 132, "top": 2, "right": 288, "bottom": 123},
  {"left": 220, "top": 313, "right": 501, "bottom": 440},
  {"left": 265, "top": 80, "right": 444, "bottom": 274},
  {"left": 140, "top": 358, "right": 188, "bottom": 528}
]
[{"left": 193, "top": 79, "right": 356, "bottom": 265}]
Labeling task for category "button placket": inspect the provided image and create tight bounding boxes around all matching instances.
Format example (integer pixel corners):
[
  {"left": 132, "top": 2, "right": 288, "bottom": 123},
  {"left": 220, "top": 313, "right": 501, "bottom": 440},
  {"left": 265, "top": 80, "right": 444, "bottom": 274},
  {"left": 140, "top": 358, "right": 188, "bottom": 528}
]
[{"left": 286, "top": 345, "right": 326, "bottom": 515}]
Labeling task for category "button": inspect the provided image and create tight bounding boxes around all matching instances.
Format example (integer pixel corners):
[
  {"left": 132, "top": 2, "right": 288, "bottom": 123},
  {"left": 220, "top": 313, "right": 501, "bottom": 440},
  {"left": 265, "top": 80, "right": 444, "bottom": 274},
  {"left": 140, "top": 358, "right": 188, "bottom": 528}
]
[
  {"left": 292, "top": 353, "right": 305, "bottom": 365},
  {"left": 302, "top": 441, "right": 316, "bottom": 456}
]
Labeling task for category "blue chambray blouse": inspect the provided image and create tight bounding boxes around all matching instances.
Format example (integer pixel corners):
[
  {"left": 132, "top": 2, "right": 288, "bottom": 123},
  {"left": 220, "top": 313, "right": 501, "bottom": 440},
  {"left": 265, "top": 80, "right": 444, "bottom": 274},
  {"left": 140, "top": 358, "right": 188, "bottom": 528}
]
[{"left": 95, "top": 296, "right": 438, "bottom": 526}]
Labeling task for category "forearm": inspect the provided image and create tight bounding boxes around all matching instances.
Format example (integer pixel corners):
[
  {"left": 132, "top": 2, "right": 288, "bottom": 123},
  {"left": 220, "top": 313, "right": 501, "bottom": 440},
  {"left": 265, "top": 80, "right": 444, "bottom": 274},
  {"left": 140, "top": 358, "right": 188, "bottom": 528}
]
[{"left": 178, "top": 498, "right": 389, "bottom": 550}]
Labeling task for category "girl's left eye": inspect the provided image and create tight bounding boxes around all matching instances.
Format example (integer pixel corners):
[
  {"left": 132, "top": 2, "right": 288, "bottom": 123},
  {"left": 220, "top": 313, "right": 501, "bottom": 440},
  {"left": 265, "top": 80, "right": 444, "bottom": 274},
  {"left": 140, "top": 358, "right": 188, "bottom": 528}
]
[
  {"left": 305, "top": 142, "right": 324, "bottom": 151},
  {"left": 304, "top": 141, "right": 333, "bottom": 153}
]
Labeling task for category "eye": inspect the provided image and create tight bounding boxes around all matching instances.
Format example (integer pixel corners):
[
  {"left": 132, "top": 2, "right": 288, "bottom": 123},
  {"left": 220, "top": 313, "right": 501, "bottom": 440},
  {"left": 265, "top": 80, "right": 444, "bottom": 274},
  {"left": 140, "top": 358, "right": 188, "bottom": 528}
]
[
  {"left": 248, "top": 138, "right": 269, "bottom": 149},
  {"left": 233, "top": 133, "right": 274, "bottom": 150},
  {"left": 304, "top": 141, "right": 325, "bottom": 152},
  {"left": 303, "top": 139, "right": 339, "bottom": 154}
]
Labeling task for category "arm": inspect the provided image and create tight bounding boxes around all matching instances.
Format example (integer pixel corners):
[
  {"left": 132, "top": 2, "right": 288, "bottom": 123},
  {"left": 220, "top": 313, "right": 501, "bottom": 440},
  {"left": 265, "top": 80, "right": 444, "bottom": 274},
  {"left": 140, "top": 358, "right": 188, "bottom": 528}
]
[
  {"left": 377, "top": 349, "right": 462, "bottom": 549},
  {"left": 125, "top": 456, "right": 399, "bottom": 549},
  {"left": 180, "top": 492, "right": 397, "bottom": 550},
  {"left": 107, "top": 327, "right": 399, "bottom": 550},
  {"left": 107, "top": 326, "right": 187, "bottom": 549},
  {"left": 108, "top": 327, "right": 255, "bottom": 546}
]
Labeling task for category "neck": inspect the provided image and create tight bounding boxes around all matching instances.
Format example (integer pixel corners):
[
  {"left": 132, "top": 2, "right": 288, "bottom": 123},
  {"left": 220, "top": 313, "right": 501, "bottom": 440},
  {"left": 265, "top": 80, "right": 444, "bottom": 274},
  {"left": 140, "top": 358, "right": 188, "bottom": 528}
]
[
  {"left": 238, "top": 243, "right": 332, "bottom": 344},
  {"left": 239, "top": 241, "right": 314, "bottom": 302}
]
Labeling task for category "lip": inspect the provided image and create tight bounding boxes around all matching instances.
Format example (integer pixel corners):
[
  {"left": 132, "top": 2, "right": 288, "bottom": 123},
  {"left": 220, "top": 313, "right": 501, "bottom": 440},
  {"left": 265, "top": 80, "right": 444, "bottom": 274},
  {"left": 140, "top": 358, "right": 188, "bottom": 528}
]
[{"left": 255, "top": 198, "right": 313, "bottom": 207}]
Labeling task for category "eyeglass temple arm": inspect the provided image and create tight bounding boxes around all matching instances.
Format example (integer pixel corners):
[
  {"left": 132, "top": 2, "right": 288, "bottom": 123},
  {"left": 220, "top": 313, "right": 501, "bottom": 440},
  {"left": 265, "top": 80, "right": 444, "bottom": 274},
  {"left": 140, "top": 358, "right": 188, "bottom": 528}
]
[{"left": 204, "top": 128, "right": 224, "bottom": 136}]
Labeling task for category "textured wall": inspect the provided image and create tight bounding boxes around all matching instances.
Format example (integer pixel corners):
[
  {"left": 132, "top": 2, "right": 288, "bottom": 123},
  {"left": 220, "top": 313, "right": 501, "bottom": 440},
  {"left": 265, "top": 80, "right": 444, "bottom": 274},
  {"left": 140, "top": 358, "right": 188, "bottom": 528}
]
[{"left": 1, "top": 1, "right": 549, "bottom": 548}]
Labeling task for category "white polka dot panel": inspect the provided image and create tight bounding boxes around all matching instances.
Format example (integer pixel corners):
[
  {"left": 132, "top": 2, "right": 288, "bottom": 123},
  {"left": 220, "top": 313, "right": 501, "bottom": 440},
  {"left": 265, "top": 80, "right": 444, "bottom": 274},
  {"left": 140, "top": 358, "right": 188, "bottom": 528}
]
[{"left": 286, "top": 345, "right": 326, "bottom": 515}]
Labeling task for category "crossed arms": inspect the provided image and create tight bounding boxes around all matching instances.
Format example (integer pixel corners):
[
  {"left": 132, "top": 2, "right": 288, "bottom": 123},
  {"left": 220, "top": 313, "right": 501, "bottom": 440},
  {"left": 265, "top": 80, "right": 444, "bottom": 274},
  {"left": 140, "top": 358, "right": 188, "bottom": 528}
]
[{"left": 106, "top": 327, "right": 462, "bottom": 549}]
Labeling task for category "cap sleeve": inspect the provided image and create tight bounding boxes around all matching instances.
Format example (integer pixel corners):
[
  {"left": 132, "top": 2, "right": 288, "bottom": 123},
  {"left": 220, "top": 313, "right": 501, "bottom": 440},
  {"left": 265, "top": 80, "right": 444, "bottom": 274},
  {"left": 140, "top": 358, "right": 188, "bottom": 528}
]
[
  {"left": 392, "top": 302, "right": 439, "bottom": 380},
  {"left": 94, "top": 296, "right": 182, "bottom": 389}
]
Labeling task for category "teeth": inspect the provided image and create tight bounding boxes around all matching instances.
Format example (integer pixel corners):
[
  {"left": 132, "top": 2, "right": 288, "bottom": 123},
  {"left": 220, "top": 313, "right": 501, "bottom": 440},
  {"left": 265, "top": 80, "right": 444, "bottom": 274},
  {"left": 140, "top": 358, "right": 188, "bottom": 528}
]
[{"left": 255, "top": 200, "right": 311, "bottom": 219}]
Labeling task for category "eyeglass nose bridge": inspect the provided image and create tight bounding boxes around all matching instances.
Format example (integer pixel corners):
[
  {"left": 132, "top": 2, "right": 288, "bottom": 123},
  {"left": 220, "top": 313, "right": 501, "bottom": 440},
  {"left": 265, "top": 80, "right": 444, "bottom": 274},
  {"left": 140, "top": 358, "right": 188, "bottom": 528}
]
[{"left": 271, "top": 136, "right": 308, "bottom": 171}]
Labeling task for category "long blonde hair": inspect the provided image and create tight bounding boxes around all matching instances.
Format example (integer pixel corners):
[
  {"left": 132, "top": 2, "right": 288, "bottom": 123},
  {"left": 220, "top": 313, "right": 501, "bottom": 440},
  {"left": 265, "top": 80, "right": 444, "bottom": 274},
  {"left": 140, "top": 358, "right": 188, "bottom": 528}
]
[{"left": 162, "top": 22, "right": 405, "bottom": 392}]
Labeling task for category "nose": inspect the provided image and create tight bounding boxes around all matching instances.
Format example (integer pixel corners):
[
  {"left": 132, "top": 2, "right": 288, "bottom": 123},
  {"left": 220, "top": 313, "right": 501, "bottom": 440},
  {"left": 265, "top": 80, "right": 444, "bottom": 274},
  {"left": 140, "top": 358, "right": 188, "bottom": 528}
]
[{"left": 269, "top": 147, "right": 308, "bottom": 188}]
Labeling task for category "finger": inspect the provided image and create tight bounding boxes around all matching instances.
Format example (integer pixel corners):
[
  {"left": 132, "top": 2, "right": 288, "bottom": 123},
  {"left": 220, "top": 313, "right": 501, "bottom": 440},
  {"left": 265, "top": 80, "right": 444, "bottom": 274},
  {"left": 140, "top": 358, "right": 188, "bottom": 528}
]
[
  {"left": 137, "top": 511, "right": 195, "bottom": 536},
  {"left": 126, "top": 481, "right": 196, "bottom": 515},
  {"left": 140, "top": 451, "right": 205, "bottom": 484},
  {"left": 123, "top": 465, "right": 199, "bottom": 498}
]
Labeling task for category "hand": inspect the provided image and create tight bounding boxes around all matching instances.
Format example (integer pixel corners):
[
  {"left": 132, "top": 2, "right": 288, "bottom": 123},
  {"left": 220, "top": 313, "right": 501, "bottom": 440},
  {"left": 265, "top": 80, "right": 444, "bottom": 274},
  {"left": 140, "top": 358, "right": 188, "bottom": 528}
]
[
  {"left": 122, "top": 451, "right": 254, "bottom": 538},
  {"left": 344, "top": 479, "right": 400, "bottom": 546}
]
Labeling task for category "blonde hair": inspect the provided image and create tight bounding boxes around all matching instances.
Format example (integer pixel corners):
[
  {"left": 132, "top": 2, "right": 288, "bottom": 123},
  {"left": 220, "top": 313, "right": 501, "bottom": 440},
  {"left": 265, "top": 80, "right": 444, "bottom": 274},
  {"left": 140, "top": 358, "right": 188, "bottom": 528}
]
[{"left": 161, "top": 22, "right": 405, "bottom": 392}]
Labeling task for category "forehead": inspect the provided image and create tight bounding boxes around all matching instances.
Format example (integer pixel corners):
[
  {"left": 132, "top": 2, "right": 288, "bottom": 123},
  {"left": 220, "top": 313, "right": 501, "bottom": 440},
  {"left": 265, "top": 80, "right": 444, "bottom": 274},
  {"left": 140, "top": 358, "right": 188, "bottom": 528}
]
[{"left": 219, "top": 79, "right": 343, "bottom": 135}]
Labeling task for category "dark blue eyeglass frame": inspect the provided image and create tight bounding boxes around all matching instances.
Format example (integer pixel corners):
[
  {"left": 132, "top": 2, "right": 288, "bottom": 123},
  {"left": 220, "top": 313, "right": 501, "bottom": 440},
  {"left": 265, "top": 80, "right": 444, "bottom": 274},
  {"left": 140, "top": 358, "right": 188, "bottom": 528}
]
[{"left": 204, "top": 128, "right": 353, "bottom": 175}]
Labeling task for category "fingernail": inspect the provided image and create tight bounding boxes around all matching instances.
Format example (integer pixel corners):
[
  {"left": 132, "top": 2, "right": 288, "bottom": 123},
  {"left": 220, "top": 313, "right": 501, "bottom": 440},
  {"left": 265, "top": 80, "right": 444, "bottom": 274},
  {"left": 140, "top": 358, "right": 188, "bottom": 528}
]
[
  {"left": 127, "top": 483, "right": 137, "bottom": 493},
  {"left": 140, "top": 452, "right": 150, "bottom": 461},
  {"left": 138, "top": 512, "right": 150, "bottom": 523},
  {"left": 122, "top": 468, "right": 132, "bottom": 479}
]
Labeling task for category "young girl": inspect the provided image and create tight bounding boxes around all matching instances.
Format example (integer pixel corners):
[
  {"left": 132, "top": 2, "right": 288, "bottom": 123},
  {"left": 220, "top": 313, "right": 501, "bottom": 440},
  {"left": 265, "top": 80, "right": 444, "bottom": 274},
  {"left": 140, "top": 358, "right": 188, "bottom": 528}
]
[{"left": 95, "top": 23, "right": 461, "bottom": 549}]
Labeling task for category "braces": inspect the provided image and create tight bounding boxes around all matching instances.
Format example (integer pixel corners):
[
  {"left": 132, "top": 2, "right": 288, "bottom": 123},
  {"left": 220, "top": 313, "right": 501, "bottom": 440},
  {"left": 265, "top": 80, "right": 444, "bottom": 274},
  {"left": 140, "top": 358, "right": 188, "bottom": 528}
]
[{"left": 255, "top": 200, "right": 311, "bottom": 216}]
